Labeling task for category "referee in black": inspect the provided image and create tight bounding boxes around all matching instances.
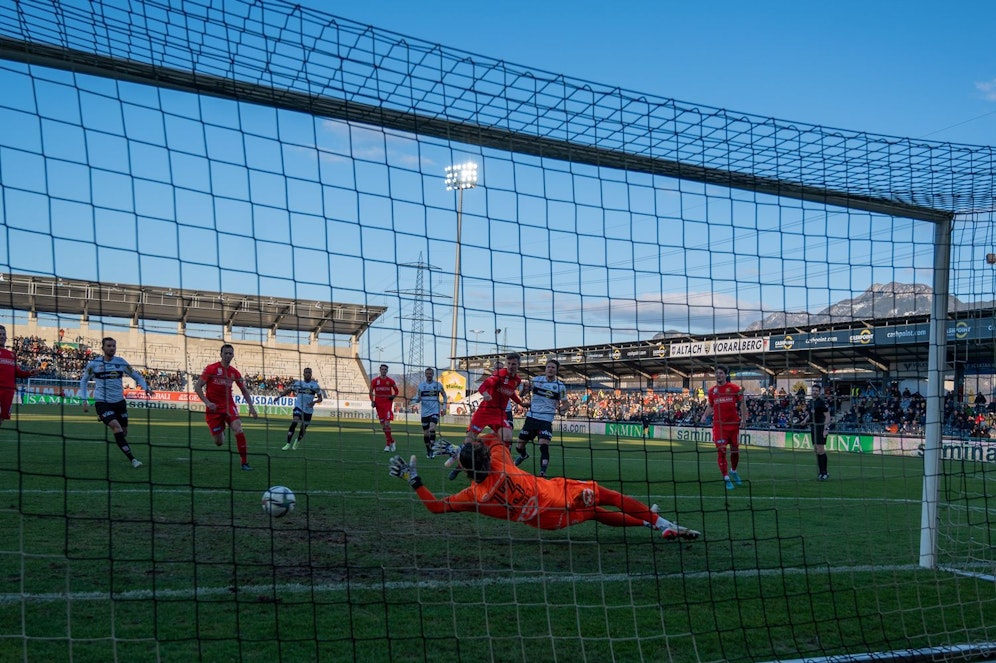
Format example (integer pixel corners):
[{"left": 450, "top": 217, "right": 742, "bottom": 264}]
[{"left": 810, "top": 384, "right": 831, "bottom": 480}]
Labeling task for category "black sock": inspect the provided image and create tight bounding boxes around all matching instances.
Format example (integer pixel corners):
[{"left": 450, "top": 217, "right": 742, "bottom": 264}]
[
  {"left": 818, "top": 453, "right": 828, "bottom": 474},
  {"left": 113, "top": 431, "right": 134, "bottom": 460}
]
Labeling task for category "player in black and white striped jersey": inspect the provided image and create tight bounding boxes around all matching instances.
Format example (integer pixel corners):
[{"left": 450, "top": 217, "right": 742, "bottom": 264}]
[
  {"left": 277, "top": 368, "right": 324, "bottom": 450},
  {"left": 79, "top": 337, "right": 154, "bottom": 468},
  {"left": 514, "top": 358, "right": 568, "bottom": 477},
  {"left": 412, "top": 367, "right": 448, "bottom": 458}
]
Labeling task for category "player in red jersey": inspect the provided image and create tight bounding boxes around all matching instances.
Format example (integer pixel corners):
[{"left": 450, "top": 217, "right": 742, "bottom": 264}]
[
  {"left": 369, "top": 364, "right": 399, "bottom": 452},
  {"left": 466, "top": 352, "right": 523, "bottom": 446},
  {"left": 700, "top": 365, "right": 749, "bottom": 490},
  {"left": 444, "top": 352, "right": 524, "bottom": 480},
  {"left": 390, "top": 433, "right": 700, "bottom": 540},
  {"left": 194, "top": 344, "right": 259, "bottom": 471},
  {"left": 0, "top": 326, "right": 36, "bottom": 426}
]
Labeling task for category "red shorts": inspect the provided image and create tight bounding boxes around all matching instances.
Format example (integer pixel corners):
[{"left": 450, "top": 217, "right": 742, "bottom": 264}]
[
  {"left": 469, "top": 408, "right": 510, "bottom": 434},
  {"left": 0, "top": 389, "right": 13, "bottom": 420},
  {"left": 206, "top": 404, "right": 240, "bottom": 434},
  {"left": 375, "top": 401, "right": 394, "bottom": 422},
  {"left": 713, "top": 426, "right": 740, "bottom": 449}
]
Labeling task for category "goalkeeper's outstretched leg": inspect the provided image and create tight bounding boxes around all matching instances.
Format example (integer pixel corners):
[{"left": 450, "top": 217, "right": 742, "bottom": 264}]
[{"left": 393, "top": 434, "right": 701, "bottom": 541}]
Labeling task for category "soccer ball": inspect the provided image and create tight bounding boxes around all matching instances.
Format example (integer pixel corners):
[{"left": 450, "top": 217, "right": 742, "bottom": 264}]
[{"left": 262, "top": 485, "right": 296, "bottom": 518}]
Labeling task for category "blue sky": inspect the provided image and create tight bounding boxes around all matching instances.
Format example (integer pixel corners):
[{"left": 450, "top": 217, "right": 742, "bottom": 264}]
[
  {"left": 0, "top": 0, "right": 993, "bottom": 374},
  {"left": 327, "top": 0, "right": 996, "bottom": 147}
]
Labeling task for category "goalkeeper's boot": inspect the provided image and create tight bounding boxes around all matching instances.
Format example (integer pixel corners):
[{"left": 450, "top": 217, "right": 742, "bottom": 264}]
[
  {"left": 724, "top": 476, "right": 735, "bottom": 490},
  {"left": 729, "top": 470, "right": 742, "bottom": 486},
  {"left": 131, "top": 458, "right": 143, "bottom": 469},
  {"left": 651, "top": 506, "right": 700, "bottom": 540},
  {"left": 281, "top": 443, "right": 292, "bottom": 451},
  {"left": 661, "top": 523, "right": 701, "bottom": 541}
]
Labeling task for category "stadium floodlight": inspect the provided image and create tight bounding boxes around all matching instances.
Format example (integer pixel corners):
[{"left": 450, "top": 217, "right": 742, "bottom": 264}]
[
  {"left": 445, "top": 162, "right": 479, "bottom": 371},
  {"left": 469, "top": 328, "right": 486, "bottom": 355},
  {"left": 445, "top": 162, "right": 478, "bottom": 192}
]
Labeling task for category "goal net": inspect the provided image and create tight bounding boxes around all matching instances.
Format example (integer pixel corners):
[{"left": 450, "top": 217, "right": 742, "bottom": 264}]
[{"left": 0, "top": 1, "right": 993, "bottom": 661}]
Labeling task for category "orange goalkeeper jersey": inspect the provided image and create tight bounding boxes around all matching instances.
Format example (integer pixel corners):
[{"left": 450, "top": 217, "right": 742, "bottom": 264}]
[{"left": 414, "top": 434, "right": 597, "bottom": 530}]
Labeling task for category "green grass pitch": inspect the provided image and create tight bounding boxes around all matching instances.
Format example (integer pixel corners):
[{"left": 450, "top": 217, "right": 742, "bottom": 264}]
[{"left": 1, "top": 405, "right": 994, "bottom": 662}]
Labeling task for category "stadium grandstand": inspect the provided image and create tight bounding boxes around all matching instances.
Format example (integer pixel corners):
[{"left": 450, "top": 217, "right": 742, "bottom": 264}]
[
  {"left": 2, "top": 273, "right": 385, "bottom": 401},
  {"left": 468, "top": 309, "right": 996, "bottom": 390},
  {"left": 458, "top": 306, "right": 996, "bottom": 438},
  {"left": 11, "top": 272, "right": 996, "bottom": 439}
]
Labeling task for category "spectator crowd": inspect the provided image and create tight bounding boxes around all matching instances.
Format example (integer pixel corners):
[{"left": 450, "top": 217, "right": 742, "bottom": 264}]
[
  {"left": 13, "top": 335, "right": 93, "bottom": 378},
  {"left": 552, "top": 382, "right": 996, "bottom": 439},
  {"left": 12, "top": 335, "right": 293, "bottom": 396}
]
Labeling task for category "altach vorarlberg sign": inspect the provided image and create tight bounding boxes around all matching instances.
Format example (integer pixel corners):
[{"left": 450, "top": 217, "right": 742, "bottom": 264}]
[{"left": 668, "top": 337, "right": 770, "bottom": 358}]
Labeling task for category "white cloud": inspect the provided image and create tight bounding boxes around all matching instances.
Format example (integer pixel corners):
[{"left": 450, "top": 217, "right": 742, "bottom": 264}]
[
  {"left": 975, "top": 78, "right": 996, "bottom": 102},
  {"left": 606, "top": 291, "right": 757, "bottom": 335},
  {"left": 515, "top": 289, "right": 763, "bottom": 338}
]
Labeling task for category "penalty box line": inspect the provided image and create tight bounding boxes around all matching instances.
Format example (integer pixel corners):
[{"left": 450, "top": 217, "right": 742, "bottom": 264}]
[{"left": 0, "top": 563, "right": 929, "bottom": 606}]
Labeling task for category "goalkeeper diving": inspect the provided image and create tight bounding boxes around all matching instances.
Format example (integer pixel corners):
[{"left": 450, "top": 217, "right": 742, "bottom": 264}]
[{"left": 389, "top": 433, "right": 700, "bottom": 540}]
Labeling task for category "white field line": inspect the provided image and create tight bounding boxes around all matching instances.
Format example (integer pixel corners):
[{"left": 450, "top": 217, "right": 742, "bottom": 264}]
[{"left": 0, "top": 563, "right": 936, "bottom": 606}]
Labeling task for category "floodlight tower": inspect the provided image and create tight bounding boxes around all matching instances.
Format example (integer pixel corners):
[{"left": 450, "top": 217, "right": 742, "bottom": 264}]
[{"left": 444, "top": 161, "right": 478, "bottom": 371}]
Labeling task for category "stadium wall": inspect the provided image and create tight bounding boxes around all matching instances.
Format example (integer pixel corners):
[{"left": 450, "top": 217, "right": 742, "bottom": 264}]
[
  {"left": 21, "top": 386, "right": 379, "bottom": 419},
  {"left": 11, "top": 320, "right": 369, "bottom": 397},
  {"left": 552, "top": 419, "right": 996, "bottom": 464}
]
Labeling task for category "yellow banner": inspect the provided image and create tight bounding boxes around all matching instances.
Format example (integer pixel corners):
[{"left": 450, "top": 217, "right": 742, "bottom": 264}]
[{"left": 440, "top": 370, "right": 467, "bottom": 411}]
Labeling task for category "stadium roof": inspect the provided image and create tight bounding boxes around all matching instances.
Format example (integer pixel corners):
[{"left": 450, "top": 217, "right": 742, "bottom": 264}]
[
  {"left": 0, "top": 274, "right": 386, "bottom": 338},
  {"left": 461, "top": 311, "right": 996, "bottom": 386}
]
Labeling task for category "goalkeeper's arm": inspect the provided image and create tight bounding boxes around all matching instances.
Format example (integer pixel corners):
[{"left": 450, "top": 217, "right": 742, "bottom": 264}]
[
  {"left": 389, "top": 455, "right": 475, "bottom": 515},
  {"left": 413, "top": 484, "right": 465, "bottom": 514}
]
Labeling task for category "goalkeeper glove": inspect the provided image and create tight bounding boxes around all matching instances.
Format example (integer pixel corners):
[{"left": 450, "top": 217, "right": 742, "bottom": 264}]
[
  {"left": 432, "top": 438, "right": 459, "bottom": 460},
  {"left": 389, "top": 455, "right": 422, "bottom": 489}
]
